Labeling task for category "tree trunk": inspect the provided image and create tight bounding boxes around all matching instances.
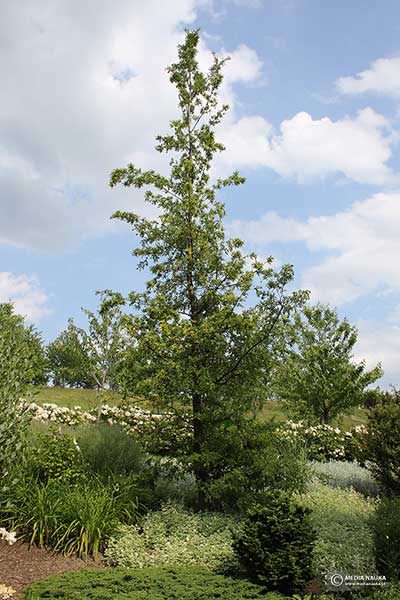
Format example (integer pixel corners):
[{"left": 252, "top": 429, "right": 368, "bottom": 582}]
[
  {"left": 192, "top": 392, "right": 205, "bottom": 506},
  {"left": 320, "top": 405, "right": 330, "bottom": 424}
]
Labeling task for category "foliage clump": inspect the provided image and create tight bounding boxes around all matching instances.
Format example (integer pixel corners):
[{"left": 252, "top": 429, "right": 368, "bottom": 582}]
[
  {"left": 105, "top": 502, "right": 238, "bottom": 573},
  {"left": 0, "top": 302, "right": 47, "bottom": 487},
  {"left": 29, "top": 429, "right": 84, "bottom": 484},
  {"left": 75, "top": 422, "right": 145, "bottom": 476},
  {"left": 374, "top": 495, "right": 400, "bottom": 581},
  {"left": 310, "top": 460, "right": 379, "bottom": 497},
  {"left": 363, "top": 388, "right": 400, "bottom": 494},
  {"left": 297, "top": 482, "right": 376, "bottom": 581},
  {"left": 0, "top": 427, "right": 145, "bottom": 557}
]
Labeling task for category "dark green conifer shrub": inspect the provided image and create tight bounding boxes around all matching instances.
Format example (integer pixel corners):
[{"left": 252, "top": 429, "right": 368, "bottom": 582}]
[{"left": 233, "top": 492, "right": 316, "bottom": 595}]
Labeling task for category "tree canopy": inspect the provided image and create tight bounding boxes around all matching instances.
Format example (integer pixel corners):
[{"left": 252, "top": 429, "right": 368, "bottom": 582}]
[{"left": 274, "top": 303, "right": 382, "bottom": 424}]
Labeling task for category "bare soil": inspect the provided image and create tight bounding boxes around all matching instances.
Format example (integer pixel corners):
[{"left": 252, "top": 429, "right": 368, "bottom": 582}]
[{"left": 0, "top": 540, "right": 103, "bottom": 599}]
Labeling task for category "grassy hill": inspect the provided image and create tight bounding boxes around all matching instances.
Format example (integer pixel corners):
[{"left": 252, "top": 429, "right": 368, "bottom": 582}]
[{"left": 33, "top": 386, "right": 367, "bottom": 428}]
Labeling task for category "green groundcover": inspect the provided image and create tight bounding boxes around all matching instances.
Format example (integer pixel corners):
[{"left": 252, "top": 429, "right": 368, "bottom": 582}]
[{"left": 23, "top": 566, "right": 287, "bottom": 600}]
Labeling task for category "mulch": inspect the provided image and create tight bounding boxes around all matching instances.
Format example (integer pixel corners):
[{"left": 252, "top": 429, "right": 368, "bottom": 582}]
[{"left": 0, "top": 540, "right": 103, "bottom": 599}]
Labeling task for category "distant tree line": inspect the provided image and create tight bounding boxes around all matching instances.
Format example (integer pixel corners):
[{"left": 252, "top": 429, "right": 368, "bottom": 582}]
[{"left": 0, "top": 295, "right": 381, "bottom": 426}]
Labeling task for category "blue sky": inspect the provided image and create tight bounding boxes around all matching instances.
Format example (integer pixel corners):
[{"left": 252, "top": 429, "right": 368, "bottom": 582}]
[{"left": 1, "top": 0, "right": 400, "bottom": 385}]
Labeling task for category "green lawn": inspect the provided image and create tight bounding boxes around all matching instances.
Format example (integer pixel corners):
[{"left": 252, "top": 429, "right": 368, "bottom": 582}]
[
  {"left": 32, "top": 386, "right": 152, "bottom": 411},
  {"left": 256, "top": 400, "right": 367, "bottom": 429},
  {"left": 33, "top": 386, "right": 368, "bottom": 428}
]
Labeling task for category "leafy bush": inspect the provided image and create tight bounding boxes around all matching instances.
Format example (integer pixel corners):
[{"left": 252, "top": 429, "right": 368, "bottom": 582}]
[
  {"left": 296, "top": 482, "right": 376, "bottom": 581},
  {"left": 133, "top": 411, "right": 192, "bottom": 455},
  {"left": 29, "top": 429, "right": 85, "bottom": 484},
  {"left": 374, "top": 496, "right": 400, "bottom": 581},
  {"left": 75, "top": 422, "right": 146, "bottom": 476},
  {"left": 365, "top": 585, "right": 400, "bottom": 599},
  {"left": 200, "top": 422, "right": 309, "bottom": 512},
  {"left": 233, "top": 492, "right": 316, "bottom": 595},
  {"left": 24, "top": 566, "right": 287, "bottom": 599},
  {"left": 310, "top": 460, "right": 380, "bottom": 496},
  {"left": 105, "top": 502, "right": 238, "bottom": 573},
  {"left": 1, "top": 474, "right": 142, "bottom": 557},
  {"left": 364, "top": 389, "right": 400, "bottom": 494}
]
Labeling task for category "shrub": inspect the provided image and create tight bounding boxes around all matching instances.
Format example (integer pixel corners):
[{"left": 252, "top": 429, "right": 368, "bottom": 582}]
[
  {"left": 75, "top": 422, "right": 145, "bottom": 476},
  {"left": 105, "top": 502, "right": 238, "bottom": 573},
  {"left": 200, "top": 422, "right": 309, "bottom": 512},
  {"left": 28, "top": 400, "right": 192, "bottom": 454},
  {"left": 233, "top": 492, "right": 316, "bottom": 595},
  {"left": 28, "top": 429, "right": 85, "bottom": 484},
  {"left": 278, "top": 421, "right": 367, "bottom": 463},
  {"left": 23, "top": 566, "right": 286, "bottom": 599},
  {"left": 374, "top": 496, "right": 400, "bottom": 581},
  {"left": 132, "top": 411, "right": 192, "bottom": 455},
  {"left": 364, "top": 389, "right": 400, "bottom": 494},
  {"left": 296, "top": 482, "right": 376, "bottom": 581},
  {"left": 366, "top": 585, "right": 400, "bottom": 599},
  {"left": 310, "top": 460, "right": 380, "bottom": 496}
]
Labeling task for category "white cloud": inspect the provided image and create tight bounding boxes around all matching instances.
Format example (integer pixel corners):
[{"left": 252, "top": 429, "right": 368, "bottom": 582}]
[
  {"left": 0, "top": 0, "right": 263, "bottom": 252},
  {"left": 222, "top": 44, "right": 263, "bottom": 85},
  {"left": 355, "top": 320, "right": 400, "bottom": 386},
  {"left": 337, "top": 56, "right": 400, "bottom": 97},
  {"left": 0, "top": 272, "right": 50, "bottom": 321},
  {"left": 218, "top": 108, "right": 398, "bottom": 185},
  {"left": 229, "top": 191, "right": 400, "bottom": 305}
]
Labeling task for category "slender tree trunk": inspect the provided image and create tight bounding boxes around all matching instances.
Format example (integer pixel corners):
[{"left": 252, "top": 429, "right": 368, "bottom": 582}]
[
  {"left": 320, "top": 404, "right": 330, "bottom": 424},
  {"left": 192, "top": 391, "right": 208, "bottom": 508}
]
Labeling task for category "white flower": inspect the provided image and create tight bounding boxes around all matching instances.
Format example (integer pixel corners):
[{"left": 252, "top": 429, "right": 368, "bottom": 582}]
[
  {"left": 0, "top": 528, "right": 17, "bottom": 545},
  {"left": 0, "top": 583, "right": 16, "bottom": 598}
]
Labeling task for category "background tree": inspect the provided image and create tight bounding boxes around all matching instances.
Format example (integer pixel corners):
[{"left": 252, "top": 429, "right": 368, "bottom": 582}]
[
  {"left": 48, "top": 292, "right": 126, "bottom": 398},
  {"left": 0, "top": 302, "right": 48, "bottom": 387},
  {"left": 47, "top": 320, "right": 96, "bottom": 388},
  {"left": 110, "top": 30, "right": 307, "bottom": 506},
  {"left": 73, "top": 291, "right": 127, "bottom": 415},
  {"left": 274, "top": 303, "right": 382, "bottom": 424}
]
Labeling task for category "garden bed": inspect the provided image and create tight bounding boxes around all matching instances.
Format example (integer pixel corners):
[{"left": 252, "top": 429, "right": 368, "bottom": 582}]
[{"left": 0, "top": 540, "right": 102, "bottom": 599}]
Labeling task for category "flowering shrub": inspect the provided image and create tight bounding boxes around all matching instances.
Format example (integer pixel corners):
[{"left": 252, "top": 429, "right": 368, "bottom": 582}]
[
  {"left": 28, "top": 402, "right": 191, "bottom": 454},
  {"left": 28, "top": 402, "right": 98, "bottom": 426},
  {"left": 278, "top": 421, "right": 367, "bottom": 462},
  {"left": 28, "top": 402, "right": 369, "bottom": 461},
  {"left": 0, "top": 527, "right": 16, "bottom": 545}
]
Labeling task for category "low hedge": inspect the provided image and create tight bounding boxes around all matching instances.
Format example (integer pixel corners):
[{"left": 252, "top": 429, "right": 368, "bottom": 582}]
[{"left": 23, "top": 566, "right": 287, "bottom": 599}]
